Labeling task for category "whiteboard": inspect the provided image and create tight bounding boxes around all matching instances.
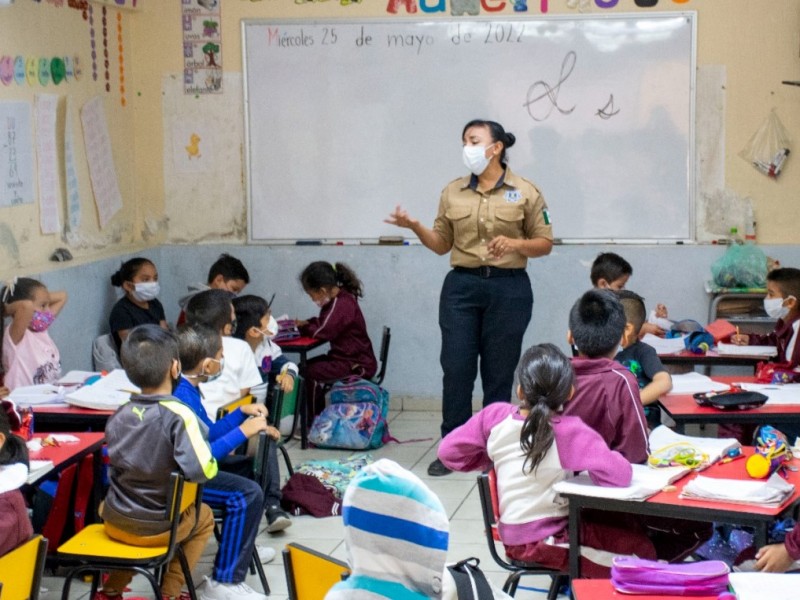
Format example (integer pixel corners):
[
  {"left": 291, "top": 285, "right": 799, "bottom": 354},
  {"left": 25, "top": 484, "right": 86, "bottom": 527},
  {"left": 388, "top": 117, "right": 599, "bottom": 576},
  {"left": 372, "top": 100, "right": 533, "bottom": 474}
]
[{"left": 243, "top": 15, "right": 696, "bottom": 242}]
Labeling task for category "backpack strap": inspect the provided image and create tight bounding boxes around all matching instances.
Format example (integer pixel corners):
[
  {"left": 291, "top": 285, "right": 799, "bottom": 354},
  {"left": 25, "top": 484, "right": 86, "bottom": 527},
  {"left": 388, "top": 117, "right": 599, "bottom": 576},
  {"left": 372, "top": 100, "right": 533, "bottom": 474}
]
[{"left": 447, "top": 557, "right": 495, "bottom": 600}]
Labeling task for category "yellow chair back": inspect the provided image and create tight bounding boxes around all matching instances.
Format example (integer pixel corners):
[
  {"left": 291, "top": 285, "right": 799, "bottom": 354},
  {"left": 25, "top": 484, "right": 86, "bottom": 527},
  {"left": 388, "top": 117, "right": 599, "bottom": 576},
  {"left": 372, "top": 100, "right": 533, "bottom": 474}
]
[
  {"left": 216, "top": 394, "right": 255, "bottom": 421},
  {"left": 283, "top": 543, "right": 350, "bottom": 600},
  {"left": 0, "top": 535, "right": 47, "bottom": 600}
]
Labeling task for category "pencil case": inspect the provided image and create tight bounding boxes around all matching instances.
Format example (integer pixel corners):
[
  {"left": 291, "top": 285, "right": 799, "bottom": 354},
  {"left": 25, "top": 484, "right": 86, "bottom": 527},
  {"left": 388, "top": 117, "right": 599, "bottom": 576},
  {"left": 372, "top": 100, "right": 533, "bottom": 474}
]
[
  {"left": 693, "top": 389, "right": 768, "bottom": 410},
  {"left": 611, "top": 556, "right": 730, "bottom": 596}
]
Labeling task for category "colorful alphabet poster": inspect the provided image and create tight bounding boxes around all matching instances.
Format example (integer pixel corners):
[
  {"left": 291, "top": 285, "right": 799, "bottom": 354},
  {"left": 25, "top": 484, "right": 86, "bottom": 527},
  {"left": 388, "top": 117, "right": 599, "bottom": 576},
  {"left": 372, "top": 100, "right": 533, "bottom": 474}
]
[
  {"left": 0, "top": 101, "right": 35, "bottom": 208},
  {"left": 182, "top": 0, "right": 223, "bottom": 94}
]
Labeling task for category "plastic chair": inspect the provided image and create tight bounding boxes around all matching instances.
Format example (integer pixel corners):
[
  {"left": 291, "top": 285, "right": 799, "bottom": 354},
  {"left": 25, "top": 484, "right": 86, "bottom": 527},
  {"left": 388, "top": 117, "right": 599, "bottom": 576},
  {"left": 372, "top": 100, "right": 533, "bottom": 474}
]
[
  {"left": 57, "top": 473, "right": 201, "bottom": 600},
  {"left": 92, "top": 333, "right": 122, "bottom": 372},
  {"left": 216, "top": 394, "right": 256, "bottom": 455},
  {"left": 283, "top": 542, "right": 350, "bottom": 600},
  {"left": 0, "top": 535, "right": 48, "bottom": 600},
  {"left": 269, "top": 376, "right": 303, "bottom": 475},
  {"left": 371, "top": 326, "right": 391, "bottom": 386},
  {"left": 210, "top": 432, "right": 271, "bottom": 595},
  {"left": 477, "top": 471, "right": 567, "bottom": 598}
]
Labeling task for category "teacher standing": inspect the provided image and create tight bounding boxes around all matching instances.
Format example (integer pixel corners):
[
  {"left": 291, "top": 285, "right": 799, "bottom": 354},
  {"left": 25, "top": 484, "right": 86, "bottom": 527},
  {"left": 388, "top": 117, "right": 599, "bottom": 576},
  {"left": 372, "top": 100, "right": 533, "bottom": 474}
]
[{"left": 386, "top": 119, "right": 553, "bottom": 476}]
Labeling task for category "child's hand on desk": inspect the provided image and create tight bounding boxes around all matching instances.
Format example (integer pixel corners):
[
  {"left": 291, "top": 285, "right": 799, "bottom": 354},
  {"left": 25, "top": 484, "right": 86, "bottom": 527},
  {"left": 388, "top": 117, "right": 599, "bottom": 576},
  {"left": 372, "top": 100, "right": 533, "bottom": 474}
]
[
  {"left": 295, "top": 319, "right": 308, "bottom": 328},
  {"left": 730, "top": 333, "right": 750, "bottom": 345},
  {"left": 240, "top": 415, "right": 268, "bottom": 438},
  {"left": 655, "top": 303, "right": 669, "bottom": 319},
  {"left": 640, "top": 321, "right": 666, "bottom": 338},
  {"left": 240, "top": 404, "right": 268, "bottom": 419},
  {"left": 755, "top": 542, "right": 794, "bottom": 572}
]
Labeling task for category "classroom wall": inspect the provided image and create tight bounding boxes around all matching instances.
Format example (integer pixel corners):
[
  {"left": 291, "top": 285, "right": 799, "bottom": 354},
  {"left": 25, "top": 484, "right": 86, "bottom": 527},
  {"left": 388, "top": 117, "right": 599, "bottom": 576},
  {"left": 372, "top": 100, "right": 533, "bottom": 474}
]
[{"left": 3, "top": 1, "right": 800, "bottom": 405}]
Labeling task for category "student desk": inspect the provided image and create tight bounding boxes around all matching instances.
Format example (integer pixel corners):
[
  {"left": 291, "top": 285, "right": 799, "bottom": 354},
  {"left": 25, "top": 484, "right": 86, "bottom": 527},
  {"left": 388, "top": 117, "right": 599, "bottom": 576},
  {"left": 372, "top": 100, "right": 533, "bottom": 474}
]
[
  {"left": 32, "top": 405, "right": 113, "bottom": 432},
  {"left": 276, "top": 336, "right": 327, "bottom": 449},
  {"left": 26, "top": 432, "right": 105, "bottom": 487},
  {"left": 658, "top": 349, "right": 764, "bottom": 372},
  {"left": 571, "top": 579, "right": 720, "bottom": 600},
  {"left": 658, "top": 375, "right": 800, "bottom": 433},
  {"left": 560, "top": 448, "right": 800, "bottom": 580}
]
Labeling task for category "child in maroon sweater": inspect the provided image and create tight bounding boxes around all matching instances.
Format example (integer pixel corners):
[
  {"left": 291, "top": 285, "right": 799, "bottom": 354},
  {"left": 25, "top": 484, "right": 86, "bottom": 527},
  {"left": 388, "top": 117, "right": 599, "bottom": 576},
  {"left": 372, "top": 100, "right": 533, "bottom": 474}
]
[{"left": 296, "top": 262, "right": 377, "bottom": 417}]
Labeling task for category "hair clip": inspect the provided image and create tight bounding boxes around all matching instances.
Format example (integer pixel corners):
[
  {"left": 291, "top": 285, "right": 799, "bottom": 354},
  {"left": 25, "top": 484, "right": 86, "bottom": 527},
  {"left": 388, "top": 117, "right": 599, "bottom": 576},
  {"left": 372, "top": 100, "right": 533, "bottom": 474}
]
[{"left": 1, "top": 277, "right": 17, "bottom": 303}]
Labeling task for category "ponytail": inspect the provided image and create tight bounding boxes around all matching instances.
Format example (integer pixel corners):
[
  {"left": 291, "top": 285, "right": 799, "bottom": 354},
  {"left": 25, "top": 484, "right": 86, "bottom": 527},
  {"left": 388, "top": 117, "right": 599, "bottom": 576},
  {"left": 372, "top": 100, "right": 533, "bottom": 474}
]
[{"left": 516, "top": 343, "right": 575, "bottom": 474}]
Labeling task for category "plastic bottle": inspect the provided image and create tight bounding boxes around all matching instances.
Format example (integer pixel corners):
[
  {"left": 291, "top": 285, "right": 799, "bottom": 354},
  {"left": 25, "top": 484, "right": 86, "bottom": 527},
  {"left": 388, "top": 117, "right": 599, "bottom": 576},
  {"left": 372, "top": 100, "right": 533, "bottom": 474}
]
[
  {"left": 729, "top": 226, "right": 742, "bottom": 245},
  {"left": 745, "top": 203, "right": 757, "bottom": 243}
]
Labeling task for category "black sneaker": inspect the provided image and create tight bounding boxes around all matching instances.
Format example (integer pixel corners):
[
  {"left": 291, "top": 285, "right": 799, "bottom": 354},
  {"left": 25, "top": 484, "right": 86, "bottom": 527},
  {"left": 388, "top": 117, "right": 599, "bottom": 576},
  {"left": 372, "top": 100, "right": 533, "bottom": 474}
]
[
  {"left": 427, "top": 458, "right": 452, "bottom": 477},
  {"left": 266, "top": 505, "right": 292, "bottom": 533}
]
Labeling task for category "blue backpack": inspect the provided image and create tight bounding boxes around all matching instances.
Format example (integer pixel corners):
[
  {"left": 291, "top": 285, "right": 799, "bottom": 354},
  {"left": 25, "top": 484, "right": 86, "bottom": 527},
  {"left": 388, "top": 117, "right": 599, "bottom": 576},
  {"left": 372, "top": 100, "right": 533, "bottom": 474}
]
[{"left": 308, "top": 377, "right": 391, "bottom": 450}]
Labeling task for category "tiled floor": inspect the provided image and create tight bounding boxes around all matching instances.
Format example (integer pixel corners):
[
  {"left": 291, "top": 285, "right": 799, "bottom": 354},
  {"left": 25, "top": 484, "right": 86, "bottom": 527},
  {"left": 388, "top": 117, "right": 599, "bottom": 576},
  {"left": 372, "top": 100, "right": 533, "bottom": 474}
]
[{"left": 41, "top": 410, "right": 562, "bottom": 599}]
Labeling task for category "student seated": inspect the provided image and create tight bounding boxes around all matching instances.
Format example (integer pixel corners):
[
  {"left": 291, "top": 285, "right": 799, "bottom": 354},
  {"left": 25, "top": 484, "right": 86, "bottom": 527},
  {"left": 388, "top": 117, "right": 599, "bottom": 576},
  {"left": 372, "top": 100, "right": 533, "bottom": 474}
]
[
  {"left": 173, "top": 324, "right": 278, "bottom": 598},
  {"left": 565, "top": 289, "right": 649, "bottom": 464},
  {"left": 185, "top": 290, "right": 291, "bottom": 533},
  {"left": 185, "top": 289, "right": 263, "bottom": 418},
  {"left": 97, "top": 325, "right": 216, "bottom": 600},
  {"left": 1, "top": 277, "right": 67, "bottom": 389},
  {"left": 177, "top": 253, "right": 250, "bottom": 327},
  {"left": 295, "top": 262, "right": 377, "bottom": 418},
  {"left": 325, "top": 458, "right": 450, "bottom": 599},
  {"left": 439, "top": 344, "right": 656, "bottom": 578},
  {"left": 232, "top": 294, "right": 298, "bottom": 401},
  {"left": 731, "top": 267, "right": 800, "bottom": 368},
  {"left": 591, "top": 252, "right": 668, "bottom": 338},
  {"left": 0, "top": 401, "right": 33, "bottom": 557},
  {"left": 108, "top": 258, "right": 168, "bottom": 353},
  {"left": 615, "top": 290, "right": 673, "bottom": 429}
]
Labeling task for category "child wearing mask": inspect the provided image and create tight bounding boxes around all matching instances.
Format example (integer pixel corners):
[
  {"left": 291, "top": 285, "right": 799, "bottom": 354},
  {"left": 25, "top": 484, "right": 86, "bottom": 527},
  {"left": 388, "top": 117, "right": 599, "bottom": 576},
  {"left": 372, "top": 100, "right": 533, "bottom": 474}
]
[
  {"left": 108, "top": 257, "right": 168, "bottom": 353},
  {"left": 296, "top": 262, "right": 377, "bottom": 418},
  {"left": 1, "top": 277, "right": 67, "bottom": 389}
]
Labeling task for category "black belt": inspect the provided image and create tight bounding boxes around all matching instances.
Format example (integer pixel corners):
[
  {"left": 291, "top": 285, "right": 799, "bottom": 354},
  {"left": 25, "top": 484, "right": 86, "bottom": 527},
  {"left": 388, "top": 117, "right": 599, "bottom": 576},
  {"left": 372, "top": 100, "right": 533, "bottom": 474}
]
[{"left": 453, "top": 266, "right": 526, "bottom": 278}]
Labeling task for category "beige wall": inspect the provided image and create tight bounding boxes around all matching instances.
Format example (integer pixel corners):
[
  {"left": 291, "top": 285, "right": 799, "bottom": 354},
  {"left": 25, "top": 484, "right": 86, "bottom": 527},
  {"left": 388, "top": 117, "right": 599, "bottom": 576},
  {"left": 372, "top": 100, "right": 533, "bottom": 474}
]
[{"left": 2, "top": 0, "right": 799, "bottom": 277}]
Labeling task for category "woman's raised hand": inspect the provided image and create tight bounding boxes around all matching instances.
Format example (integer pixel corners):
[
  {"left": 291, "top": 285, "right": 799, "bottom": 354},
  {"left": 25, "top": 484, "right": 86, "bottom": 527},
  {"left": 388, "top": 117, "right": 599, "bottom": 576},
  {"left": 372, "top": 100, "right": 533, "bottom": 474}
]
[{"left": 385, "top": 205, "right": 416, "bottom": 229}]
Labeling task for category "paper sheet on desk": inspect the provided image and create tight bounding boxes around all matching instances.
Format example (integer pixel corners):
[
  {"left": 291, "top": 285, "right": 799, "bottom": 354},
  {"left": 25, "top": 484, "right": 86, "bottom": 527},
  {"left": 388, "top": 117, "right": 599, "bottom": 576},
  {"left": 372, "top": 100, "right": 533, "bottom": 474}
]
[
  {"left": 730, "top": 573, "right": 800, "bottom": 600},
  {"left": 680, "top": 473, "right": 794, "bottom": 507},
  {"left": 649, "top": 425, "right": 741, "bottom": 464},
  {"left": 65, "top": 368, "right": 140, "bottom": 411},
  {"left": 717, "top": 342, "right": 777, "bottom": 357},
  {"left": 9, "top": 384, "right": 66, "bottom": 406},
  {"left": 738, "top": 383, "right": 800, "bottom": 405},
  {"left": 641, "top": 333, "right": 687, "bottom": 354},
  {"left": 27, "top": 460, "right": 54, "bottom": 484},
  {"left": 669, "top": 372, "right": 732, "bottom": 395},
  {"left": 554, "top": 464, "right": 690, "bottom": 502}
]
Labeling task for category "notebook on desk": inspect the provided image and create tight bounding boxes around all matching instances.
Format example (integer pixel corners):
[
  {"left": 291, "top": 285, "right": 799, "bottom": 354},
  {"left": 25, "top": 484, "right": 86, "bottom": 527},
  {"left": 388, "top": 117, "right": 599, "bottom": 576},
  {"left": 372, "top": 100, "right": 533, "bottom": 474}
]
[
  {"left": 716, "top": 342, "right": 777, "bottom": 357},
  {"left": 553, "top": 464, "right": 690, "bottom": 502}
]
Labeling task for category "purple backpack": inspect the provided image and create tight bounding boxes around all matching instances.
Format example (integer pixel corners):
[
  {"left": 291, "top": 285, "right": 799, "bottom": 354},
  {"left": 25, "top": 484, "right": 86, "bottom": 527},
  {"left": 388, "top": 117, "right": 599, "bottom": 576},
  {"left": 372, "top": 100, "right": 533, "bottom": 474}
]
[{"left": 611, "top": 556, "right": 730, "bottom": 596}]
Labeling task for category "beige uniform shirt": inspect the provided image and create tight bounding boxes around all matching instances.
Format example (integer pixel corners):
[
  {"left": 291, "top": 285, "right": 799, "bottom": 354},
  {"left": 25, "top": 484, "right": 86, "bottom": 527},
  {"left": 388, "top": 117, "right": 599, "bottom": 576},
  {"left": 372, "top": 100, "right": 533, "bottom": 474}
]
[{"left": 432, "top": 168, "right": 553, "bottom": 269}]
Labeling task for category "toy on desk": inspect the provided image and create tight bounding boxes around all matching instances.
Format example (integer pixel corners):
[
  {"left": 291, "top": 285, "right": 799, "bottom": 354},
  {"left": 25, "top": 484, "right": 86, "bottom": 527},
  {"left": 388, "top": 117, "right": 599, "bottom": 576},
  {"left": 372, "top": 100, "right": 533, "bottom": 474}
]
[
  {"left": 648, "top": 441, "right": 710, "bottom": 470},
  {"left": 720, "top": 447, "right": 745, "bottom": 464},
  {"left": 746, "top": 425, "right": 790, "bottom": 479}
]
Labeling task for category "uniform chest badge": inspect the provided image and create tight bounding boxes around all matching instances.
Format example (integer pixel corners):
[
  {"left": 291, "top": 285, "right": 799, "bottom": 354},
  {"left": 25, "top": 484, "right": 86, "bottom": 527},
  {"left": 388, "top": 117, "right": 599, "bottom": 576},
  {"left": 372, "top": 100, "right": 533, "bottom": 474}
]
[{"left": 504, "top": 190, "right": 521, "bottom": 203}]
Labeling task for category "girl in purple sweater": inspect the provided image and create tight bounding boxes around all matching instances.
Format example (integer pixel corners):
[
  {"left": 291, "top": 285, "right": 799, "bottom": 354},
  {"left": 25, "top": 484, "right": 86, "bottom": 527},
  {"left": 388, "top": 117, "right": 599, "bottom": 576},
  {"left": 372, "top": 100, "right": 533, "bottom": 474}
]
[
  {"left": 296, "top": 262, "right": 377, "bottom": 417},
  {"left": 438, "top": 343, "right": 656, "bottom": 577}
]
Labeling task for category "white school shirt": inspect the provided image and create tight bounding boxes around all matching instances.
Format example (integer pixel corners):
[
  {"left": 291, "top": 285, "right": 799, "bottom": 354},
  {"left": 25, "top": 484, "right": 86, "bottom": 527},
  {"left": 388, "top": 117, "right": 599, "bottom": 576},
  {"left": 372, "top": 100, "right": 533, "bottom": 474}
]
[{"left": 199, "top": 336, "right": 263, "bottom": 421}]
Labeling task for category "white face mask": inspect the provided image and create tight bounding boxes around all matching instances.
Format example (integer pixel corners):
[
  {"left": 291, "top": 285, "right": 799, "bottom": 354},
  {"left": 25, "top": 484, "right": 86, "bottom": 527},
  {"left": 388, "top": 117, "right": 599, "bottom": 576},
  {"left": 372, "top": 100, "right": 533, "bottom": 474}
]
[
  {"left": 257, "top": 316, "right": 279, "bottom": 340},
  {"left": 132, "top": 281, "right": 160, "bottom": 302},
  {"left": 462, "top": 145, "right": 491, "bottom": 176},
  {"left": 764, "top": 296, "right": 793, "bottom": 320}
]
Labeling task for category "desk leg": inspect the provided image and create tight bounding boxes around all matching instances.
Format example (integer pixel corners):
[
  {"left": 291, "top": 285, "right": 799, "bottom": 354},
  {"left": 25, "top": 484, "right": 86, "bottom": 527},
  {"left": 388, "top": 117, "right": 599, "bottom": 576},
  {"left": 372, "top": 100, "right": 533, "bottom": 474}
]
[
  {"left": 298, "top": 351, "right": 309, "bottom": 450},
  {"left": 569, "top": 503, "right": 581, "bottom": 579}
]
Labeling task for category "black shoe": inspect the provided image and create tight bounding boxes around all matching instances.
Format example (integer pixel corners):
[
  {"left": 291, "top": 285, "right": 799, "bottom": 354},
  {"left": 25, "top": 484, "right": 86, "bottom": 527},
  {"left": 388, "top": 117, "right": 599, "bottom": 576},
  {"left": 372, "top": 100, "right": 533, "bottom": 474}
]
[
  {"left": 427, "top": 458, "right": 452, "bottom": 477},
  {"left": 266, "top": 505, "right": 293, "bottom": 533}
]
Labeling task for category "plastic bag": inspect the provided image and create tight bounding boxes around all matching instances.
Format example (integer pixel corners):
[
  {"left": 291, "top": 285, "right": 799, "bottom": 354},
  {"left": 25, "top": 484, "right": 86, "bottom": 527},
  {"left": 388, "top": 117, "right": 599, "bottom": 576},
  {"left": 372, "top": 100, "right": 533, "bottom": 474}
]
[
  {"left": 739, "top": 109, "right": 791, "bottom": 178},
  {"left": 711, "top": 244, "right": 767, "bottom": 288}
]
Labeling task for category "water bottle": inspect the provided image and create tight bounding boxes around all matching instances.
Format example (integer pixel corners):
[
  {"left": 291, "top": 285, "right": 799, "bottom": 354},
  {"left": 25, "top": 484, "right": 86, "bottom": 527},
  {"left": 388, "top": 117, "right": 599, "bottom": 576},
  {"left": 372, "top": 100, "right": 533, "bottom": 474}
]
[{"left": 745, "top": 203, "right": 757, "bottom": 243}]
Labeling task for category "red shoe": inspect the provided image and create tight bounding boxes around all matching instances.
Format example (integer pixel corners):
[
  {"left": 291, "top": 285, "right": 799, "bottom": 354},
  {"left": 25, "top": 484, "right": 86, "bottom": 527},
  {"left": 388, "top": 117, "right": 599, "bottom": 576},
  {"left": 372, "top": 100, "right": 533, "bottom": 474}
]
[
  {"left": 93, "top": 593, "right": 123, "bottom": 600},
  {"left": 162, "top": 592, "right": 193, "bottom": 600}
]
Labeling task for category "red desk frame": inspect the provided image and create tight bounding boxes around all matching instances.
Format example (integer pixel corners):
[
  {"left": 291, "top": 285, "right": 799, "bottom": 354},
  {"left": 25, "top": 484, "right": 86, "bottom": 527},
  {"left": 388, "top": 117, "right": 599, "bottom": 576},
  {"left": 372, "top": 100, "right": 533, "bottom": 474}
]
[{"left": 276, "top": 336, "right": 327, "bottom": 449}]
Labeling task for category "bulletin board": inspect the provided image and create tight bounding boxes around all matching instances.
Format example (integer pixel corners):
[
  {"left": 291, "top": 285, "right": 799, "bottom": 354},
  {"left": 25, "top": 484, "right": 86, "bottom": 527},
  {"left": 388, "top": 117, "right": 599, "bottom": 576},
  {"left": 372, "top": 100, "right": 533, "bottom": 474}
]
[{"left": 243, "top": 14, "right": 696, "bottom": 242}]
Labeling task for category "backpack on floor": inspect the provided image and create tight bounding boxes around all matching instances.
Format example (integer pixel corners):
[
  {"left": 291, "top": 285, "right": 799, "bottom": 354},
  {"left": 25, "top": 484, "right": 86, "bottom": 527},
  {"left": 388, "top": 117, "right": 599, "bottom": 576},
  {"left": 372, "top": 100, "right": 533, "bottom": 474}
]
[{"left": 308, "top": 377, "right": 390, "bottom": 450}]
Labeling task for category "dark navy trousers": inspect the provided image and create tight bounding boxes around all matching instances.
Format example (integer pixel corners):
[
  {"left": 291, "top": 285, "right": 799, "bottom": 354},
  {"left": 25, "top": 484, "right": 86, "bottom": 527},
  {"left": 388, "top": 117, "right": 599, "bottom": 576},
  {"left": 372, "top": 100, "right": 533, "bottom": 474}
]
[{"left": 438, "top": 268, "right": 533, "bottom": 438}]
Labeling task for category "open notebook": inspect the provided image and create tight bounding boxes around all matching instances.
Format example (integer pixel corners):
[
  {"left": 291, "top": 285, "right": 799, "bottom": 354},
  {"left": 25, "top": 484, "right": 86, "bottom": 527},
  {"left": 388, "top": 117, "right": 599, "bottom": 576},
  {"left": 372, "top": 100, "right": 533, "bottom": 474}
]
[
  {"left": 553, "top": 463, "right": 690, "bottom": 502},
  {"left": 65, "top": 369, "right": 140, "bottom": 411},
  {"left": 648, "top": 425, "right": 741, "bottom": 465}
]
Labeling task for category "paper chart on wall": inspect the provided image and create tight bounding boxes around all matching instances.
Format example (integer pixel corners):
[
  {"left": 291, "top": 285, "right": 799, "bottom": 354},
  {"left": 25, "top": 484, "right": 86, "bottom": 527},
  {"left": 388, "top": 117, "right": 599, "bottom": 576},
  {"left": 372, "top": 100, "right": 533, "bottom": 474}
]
[
  {"left": 35, "top": 94, "right": 62, "bottom": 235},
  {"left": 64, "top": 98, "right": 81, "bottom": 232},
  {"left": 80, "top": 96, "right": 122, "bottom": 228},
  {"left": 0, "top": 101, "right": 35, "bottom": 208}
]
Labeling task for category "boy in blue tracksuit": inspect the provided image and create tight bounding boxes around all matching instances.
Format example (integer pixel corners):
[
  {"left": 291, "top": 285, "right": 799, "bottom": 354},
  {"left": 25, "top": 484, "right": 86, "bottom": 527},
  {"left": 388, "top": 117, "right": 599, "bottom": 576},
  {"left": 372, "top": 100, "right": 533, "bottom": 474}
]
[{"left": 173, "top": 324, "right": 278, "bottom": 600}]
